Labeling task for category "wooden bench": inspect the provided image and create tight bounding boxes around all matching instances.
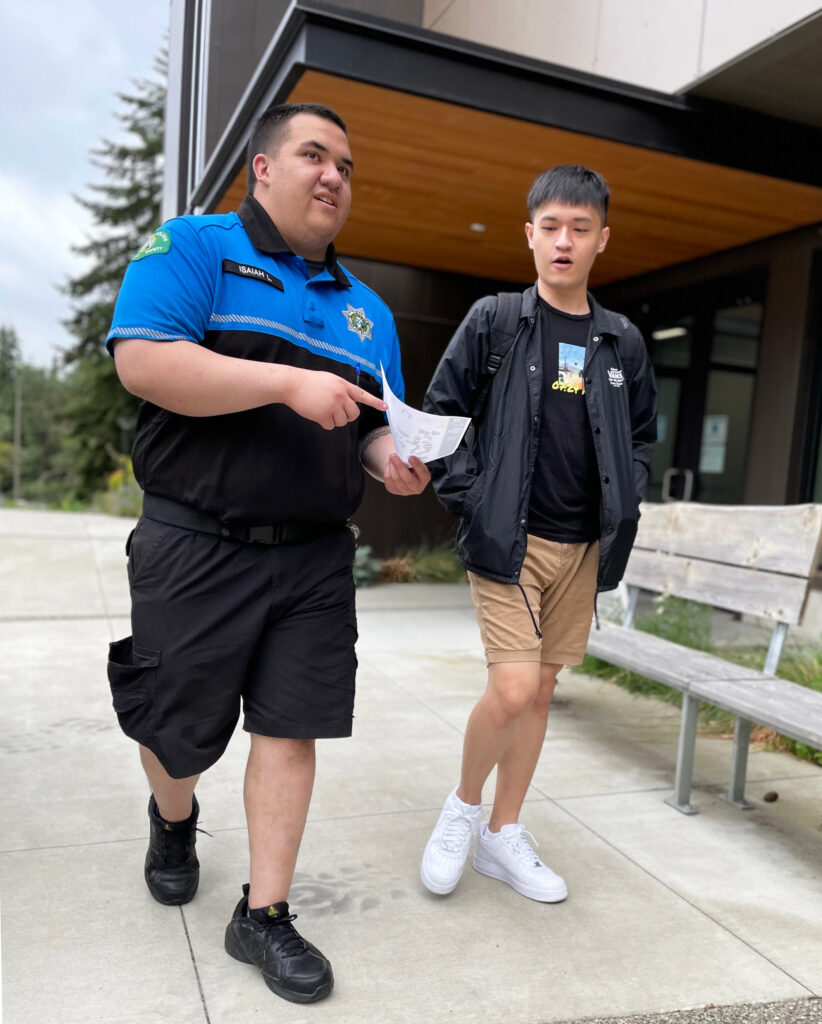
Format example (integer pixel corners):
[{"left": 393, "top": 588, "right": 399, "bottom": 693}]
[{"left": 587, "top": 502, "right": 822, "bottom": 814}]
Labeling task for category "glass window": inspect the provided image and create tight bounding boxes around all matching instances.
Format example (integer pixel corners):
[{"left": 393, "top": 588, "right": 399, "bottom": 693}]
[
  {"left": 697, "top": 370, "right": 756, "bottom": 504},
  {"left": 711, "top": 303, "right": 762, "bottom": 368},
  {"left": 648, "top": 316, "right": 693, "bottom": 369}
]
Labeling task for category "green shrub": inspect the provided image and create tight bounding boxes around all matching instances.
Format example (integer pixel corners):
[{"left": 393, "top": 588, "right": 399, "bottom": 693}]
[
  {"left": 92, "top": 455, "right": 143, "bottom": 517},
  {"left": 353, "top": 544, "right": 382, "bottom": 587},
  {"left": 379, "top": 542, "right": 465, "bottom": 583},
  {"left": 404, "top": 543, "right": 466, "bottom": 583}
]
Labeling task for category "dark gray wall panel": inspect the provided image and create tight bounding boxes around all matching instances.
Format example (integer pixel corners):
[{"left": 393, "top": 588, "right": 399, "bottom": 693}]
[
  {"left": 206, "top": 0, "right": 291, "bottom": 159},
  {"left": 205, "top": 1, "right": 424, "bottom": 172}
]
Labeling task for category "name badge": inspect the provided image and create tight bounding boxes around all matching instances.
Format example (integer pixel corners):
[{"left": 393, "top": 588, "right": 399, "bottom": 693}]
[{"left": 222, "top": 259, "right": 284, "bottom": 290}]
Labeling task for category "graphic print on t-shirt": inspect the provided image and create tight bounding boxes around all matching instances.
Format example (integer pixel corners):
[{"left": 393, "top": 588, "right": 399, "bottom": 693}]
[
  {"left": 554, "top": 343, "right": 586, "bottom": 394},
  {"left": 529, "top": 299, "right": 599, "bottom": 543}
]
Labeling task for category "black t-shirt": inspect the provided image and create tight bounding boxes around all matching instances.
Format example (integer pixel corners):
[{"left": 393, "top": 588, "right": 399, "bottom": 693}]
[
  {"left": 528, "top": 297, "right": 601, "bottom": 542},
  {"left": 304, "top": 258, "right": 327, "bottom": 278}
]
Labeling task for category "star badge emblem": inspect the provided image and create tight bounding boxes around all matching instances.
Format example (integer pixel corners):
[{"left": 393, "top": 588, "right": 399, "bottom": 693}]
[{"left": 342, "top": 304, "right": 373, "bottom": 342}]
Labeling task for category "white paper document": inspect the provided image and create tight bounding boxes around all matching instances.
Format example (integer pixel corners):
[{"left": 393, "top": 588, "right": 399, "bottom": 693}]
[{"left": 380, "top": 365, "right": 470, "bottom": 464}]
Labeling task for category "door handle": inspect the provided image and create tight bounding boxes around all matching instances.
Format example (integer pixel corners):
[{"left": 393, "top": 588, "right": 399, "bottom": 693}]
[{"left": 662, "top": 467, "right": 694, "bottom": 502}]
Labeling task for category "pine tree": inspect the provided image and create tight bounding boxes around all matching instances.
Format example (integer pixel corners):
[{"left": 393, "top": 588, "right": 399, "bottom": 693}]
[
  {"left": 0, "top": 326, "right": 21, "bottom": 415},
  {"left": 61, "top": 51, "right": 166, "bottom": 498}
]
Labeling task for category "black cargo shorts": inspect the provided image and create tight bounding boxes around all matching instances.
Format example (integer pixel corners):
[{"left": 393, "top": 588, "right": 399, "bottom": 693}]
[{"left": 107, "top": 517, "right": 358, "bottom": 778}]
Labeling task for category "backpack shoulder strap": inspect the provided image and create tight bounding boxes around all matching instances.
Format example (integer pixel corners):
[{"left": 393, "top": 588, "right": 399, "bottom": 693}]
[
  {"left": 488, "top": 292, "right": 523, "bottom": 369},
  {"left": 471, "top": 292, "right": 523, "bottom": 421}
]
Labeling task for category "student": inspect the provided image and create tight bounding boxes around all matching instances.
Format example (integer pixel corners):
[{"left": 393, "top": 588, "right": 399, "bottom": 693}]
[
  {"left": 421, "top": 165, "right": 656, "bottom": 902},
  {"left": 107, "top": 102, "right": 429, "bottom": 1004}
]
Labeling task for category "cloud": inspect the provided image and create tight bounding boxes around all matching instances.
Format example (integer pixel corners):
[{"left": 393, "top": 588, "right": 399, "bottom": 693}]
[
  {"left": 0, "top": 0, "right": 169, "bottom": 365},
  {"left": 0, "top": 173, "right": 95, "bottom": 364}
]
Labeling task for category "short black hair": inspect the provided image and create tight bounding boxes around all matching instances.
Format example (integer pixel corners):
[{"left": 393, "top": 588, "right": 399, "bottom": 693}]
[
  {"left": 527, "top": 165, "right": 609, "bottom": 225},
  {"left": 246, "top": 102, "right": 347, "bottom": 192}
]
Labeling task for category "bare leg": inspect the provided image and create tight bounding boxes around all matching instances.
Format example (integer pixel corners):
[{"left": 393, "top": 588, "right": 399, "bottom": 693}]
[
  {"left": 456, "top": 662, "right": 541, "bottom": 806},
  {"left": 140, "top": 745, "right": 199, "bottom": 821},
  {"left": 489, "top": 663, "right": 560, "bottom": 831},
  {"left": 245, "top": 734, "right": 315, "bottom": 908}
]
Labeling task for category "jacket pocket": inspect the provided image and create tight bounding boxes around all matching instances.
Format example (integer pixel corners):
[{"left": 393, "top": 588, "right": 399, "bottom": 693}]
[
  {"left": 462, "top": 472, "right": 487, "bottom": 515},
  {"left": 108, "top": 636, "right": 161, "bottom": 742}
]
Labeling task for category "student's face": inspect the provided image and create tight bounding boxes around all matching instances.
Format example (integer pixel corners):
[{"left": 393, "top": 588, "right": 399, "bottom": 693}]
[
  {"left": 253, "top": 113, "right": 353, "bottom": 259},
  {"left": 525, "top": 202, "right": 609, "bottom": 300}
]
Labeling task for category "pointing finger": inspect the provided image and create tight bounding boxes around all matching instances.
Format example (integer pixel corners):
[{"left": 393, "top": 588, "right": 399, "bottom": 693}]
[{"left": 349, "top": 385, "right": 387, "bottom": 412}]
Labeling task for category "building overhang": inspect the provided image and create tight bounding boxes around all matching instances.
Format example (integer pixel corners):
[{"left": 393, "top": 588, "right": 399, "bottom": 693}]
[
  {"left": 686, "top": 11, "right": 822, "bottom": 131},
  {"left": 192, "top": 0, "right": 822, "bottom": 287}
]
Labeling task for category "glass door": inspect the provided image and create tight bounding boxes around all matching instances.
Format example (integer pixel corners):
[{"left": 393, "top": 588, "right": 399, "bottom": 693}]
[
  {"left": 697, "top": 303, "right": 760, "bottom": 503},
  {"left": 623, "top": 271, "right": 765, "bottom": 504}
]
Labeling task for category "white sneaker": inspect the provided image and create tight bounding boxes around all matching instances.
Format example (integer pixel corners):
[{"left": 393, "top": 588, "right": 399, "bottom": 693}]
[
  {"left": 420, "top": 790, "right": 482, "bottom": 895},
  {"left": 473, "top": 823, "right": 568, "bottom": 903}
]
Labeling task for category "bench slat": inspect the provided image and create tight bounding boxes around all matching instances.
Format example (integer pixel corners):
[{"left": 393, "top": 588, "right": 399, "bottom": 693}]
[
  {"left": 686, "top": 676, "right": 822, "bottom": 749},
  {"left": 587, "top": 623, "right": 822, "bottom": 749},
  {"left": 588, "top": 503, "right": 822, "bottom": 812},
  {"left": 635, "top": 502, "right": 822, "bottom": 577},
  {"left": 624, "top": 548, "right": 809, "bottom": 623},
  {"left": 587, "top": 621, "right": 753, "bottom": 688}
]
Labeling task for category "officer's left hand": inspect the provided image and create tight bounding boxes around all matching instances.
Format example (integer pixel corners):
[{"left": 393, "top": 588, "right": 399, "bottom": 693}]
[{"left": 384, "top": 454, "right": 431, "bottom": 496}]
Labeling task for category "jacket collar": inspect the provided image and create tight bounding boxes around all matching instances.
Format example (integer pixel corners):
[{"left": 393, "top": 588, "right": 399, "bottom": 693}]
[
  {"left": 238, "top": 194, "right": 351, "bottom": 288},
  {"left": 521, "top": 283, "right": 629, "bottom": 341},
  {"left": 587, "top": 292, "right": 631, "bottom": 339}
]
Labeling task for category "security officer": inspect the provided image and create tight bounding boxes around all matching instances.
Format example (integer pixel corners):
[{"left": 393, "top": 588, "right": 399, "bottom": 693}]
[{"left": 107, "top": 102, "right": 430, "bottom": 1005}]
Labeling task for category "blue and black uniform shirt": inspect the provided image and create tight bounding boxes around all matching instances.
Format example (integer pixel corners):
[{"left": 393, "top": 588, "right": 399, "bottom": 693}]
[{"left": 108, "top": 194, "right": 404, "bottom": 523}]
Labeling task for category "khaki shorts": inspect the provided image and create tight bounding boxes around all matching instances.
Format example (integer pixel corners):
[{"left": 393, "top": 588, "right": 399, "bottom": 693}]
[{"left": 468, "top": 535, "right": 599, "bottom": 666}]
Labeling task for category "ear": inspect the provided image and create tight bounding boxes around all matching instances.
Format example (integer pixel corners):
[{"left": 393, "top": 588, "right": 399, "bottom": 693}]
[
  {"left": 597, "top": 225, "right": 610, "bottom": 254},
  {"left": 252, "top": 152, "right": 271, "bottom": 188},
  {"left": 525, "top": 222, "right": 534, "bottom": 250}
]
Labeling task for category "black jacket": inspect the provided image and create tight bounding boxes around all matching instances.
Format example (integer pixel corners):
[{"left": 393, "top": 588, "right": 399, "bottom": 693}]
[{"left": 423, "top": 285, "right": 657, "bottom": 591}]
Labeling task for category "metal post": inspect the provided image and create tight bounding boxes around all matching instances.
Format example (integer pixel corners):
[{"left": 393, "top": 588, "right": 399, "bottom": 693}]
[
  {"left": 12, "top": 370, "right": 21, "bottom": 503},
  {"left": 723, "top": 717, "right": 753, "bottom": 809},
  {"left": 764, "top": 622, "right": 788, "bottom": 676},
  {"left": 666, "top": 693, "right": 700, "bottom": 814},
  {"left": 622, "top": 584, "right": 639, "bottom": 629}
]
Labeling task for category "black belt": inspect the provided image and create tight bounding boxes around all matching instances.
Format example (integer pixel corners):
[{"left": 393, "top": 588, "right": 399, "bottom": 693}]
[{"left": 142, "top": 494, "right": 345, "bottom": 546}]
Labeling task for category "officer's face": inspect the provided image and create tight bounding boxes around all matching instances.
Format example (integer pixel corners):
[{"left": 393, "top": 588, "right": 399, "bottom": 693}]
[
  {"left": 525, "top": 202, "right": 609, "bottom": 304},
  {"left": 255, "top": 113, "right": 353, "bottom": 259}
]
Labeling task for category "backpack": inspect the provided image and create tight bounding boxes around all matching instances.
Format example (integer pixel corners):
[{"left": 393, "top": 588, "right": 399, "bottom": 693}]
[{"left": 470, "top": 292, "right": 525, "bottom": 423}]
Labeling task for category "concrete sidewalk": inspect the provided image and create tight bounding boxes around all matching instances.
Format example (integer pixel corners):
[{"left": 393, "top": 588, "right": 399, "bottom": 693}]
[{"left": 1, "top": 507, "right": 821, "bottom": 1024}]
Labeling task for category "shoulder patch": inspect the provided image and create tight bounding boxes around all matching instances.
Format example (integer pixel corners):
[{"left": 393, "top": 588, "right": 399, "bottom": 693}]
[{"left": 132, "top": 228, "right": 172, "bottom": 261}]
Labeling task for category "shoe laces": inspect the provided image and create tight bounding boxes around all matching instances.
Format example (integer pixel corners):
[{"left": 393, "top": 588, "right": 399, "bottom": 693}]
[
  {"left": 501, "top": 826, "right": 543, "bottom": 869},
  {"left": 264, "top": 914, "right": 307, "bottom": 958},
  {"left": 438, "top": 807, "right": 476, "bottom": 852},
  {"left": 159, "top": 822, "right": 211, "bottom": 867}
]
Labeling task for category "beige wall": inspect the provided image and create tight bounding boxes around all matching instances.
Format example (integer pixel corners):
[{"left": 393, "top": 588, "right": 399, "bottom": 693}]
[{"left": 423, "top": 0, "right": 822, "bottom": 93}]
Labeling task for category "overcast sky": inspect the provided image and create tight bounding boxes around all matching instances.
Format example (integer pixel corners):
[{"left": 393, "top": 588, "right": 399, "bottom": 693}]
[{"left": 0, "top": 0, "right": 171, "bottom": 367}]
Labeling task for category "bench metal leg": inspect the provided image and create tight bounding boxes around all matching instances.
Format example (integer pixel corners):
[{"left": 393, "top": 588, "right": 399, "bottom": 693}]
[
  {"left": 764, "top": 622, "right": 788, "bottom": 676},
  {"left": 722, "top": 717, "right": 754, "bottom": 810},
  {"left": 666, "top": 693, "right": 699, "bottom": 815},
  {"left": 621, "top": 584, "right": 639, "bottom": 629}
]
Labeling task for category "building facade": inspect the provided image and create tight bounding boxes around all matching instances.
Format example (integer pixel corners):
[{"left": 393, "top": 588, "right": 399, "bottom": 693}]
[{"left": 163, "top": 0, "right": 822, "bottom": 559}]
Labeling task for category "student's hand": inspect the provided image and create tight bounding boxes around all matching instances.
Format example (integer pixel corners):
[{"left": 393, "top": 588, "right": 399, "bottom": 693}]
[
  {"left": 383, "top": 453, "right": 431, "bottom": 495},
  {"left": 284, "top": 369, "right": 387, "bottom": 430}
]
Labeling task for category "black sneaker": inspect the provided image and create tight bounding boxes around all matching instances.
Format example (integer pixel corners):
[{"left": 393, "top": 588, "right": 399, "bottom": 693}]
[
  {"left": 224, "top": 884, "right": 334, "bottom": 1003},
  {"left": 144, "top": 795, "right": 200, "bottom": 905}
]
